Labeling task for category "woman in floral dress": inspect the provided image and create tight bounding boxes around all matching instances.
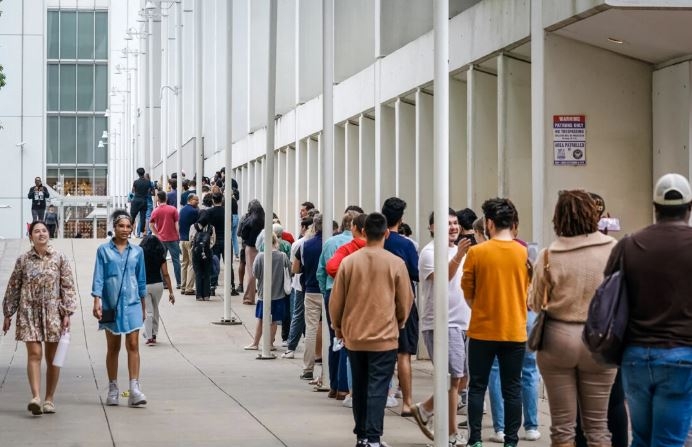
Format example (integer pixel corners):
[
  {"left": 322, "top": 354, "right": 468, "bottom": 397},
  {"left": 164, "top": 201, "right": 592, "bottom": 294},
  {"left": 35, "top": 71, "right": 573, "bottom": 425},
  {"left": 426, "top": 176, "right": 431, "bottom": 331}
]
[
  {"left": 2, "top": 220, "right": 77, "bottom": 415},
  {"left": 91, "top": 210, "right": 147, "bottom": 407}
]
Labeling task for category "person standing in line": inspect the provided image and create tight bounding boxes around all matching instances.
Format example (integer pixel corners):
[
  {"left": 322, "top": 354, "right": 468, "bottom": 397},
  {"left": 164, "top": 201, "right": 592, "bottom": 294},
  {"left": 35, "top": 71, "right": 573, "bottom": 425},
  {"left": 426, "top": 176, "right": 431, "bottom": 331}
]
[
  {"left": 91, "top": 210, "right": 148, "bottom": 407},
  {"left": 129, "top": 168, "right": 150, "bottom": 238},
  {"left": 166, "top": 178, "right": 178, "bottom": 207},
  {"left": 282, "top": 216, "right": 314, "bottom": 359},
  {"left": 317, "top": 210, "right": 360, "bottom": 399},
  {"left": 149, "top": 191, "right": 182, "bottom": 290},
  {"left": 44, "top": 205, "right": 59, "bottom": 238},
  {"left": 179, "top": 194, "right": 200, "bottom": 296},
  {"left": 239, "top": 199, "right": 265, "bottom": 305},
  {"left": 330, "top": 212, "right": 414, "bottom": 447},
  {"left": 231, "top": 186, "right": 240, "bottom": 260},
  {"left": 206, "top": 192, "right": 237, "bottom": 296},
  {"left": 461, "top": 198, "right": 529, "bottom": 447},
  {"left": 189, "top": 213, "right": 216, "bottom": 301},
  {"left": 2, "top": 221, "right": 77, "bottom": 415},
  {"left": 244, "top": 233, "right": 291, "bottom": 350},
  {"left": 140, "top": 235, "right": 175, "bottom": 345},
  {"left": 144, "top": 174, "right": 156, "bottom": 236},
  {"left": 180, "top": 180, "right": 191, "bottom": 207},
  {"left": 28, "top": 176, "right": 50, "bottom": 222},
  {"left": 381, "top": 197, "right": 419, "bottom": 416},
  {"left": 604, "top": 173, "right": 692, "bottom": 447},
  {"left": 412, "top": 209, "right": 472, "bottom": 446}
]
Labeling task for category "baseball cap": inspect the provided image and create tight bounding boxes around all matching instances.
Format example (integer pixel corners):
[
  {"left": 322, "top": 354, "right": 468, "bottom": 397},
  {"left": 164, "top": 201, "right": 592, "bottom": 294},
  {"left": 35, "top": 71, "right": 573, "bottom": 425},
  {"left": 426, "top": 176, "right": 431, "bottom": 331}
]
[{"left": 653, "top": 173, "right": 692, "bottom": 206}]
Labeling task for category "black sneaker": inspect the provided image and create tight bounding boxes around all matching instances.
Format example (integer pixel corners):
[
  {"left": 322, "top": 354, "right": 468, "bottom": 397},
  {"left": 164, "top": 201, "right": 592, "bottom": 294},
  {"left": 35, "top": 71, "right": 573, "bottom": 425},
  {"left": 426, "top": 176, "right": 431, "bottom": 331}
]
[
  {"left": 355, "top": 439, "right": 368, "bottom": 446},
  {"left": 236, "top": 286, "right": 244, "bottom": 293},
  {"left": 231, "top": 288, "right": 239, "bottom": 296},
  {"left": 300, "top": 371, "right": 313, "bottom": 380}
]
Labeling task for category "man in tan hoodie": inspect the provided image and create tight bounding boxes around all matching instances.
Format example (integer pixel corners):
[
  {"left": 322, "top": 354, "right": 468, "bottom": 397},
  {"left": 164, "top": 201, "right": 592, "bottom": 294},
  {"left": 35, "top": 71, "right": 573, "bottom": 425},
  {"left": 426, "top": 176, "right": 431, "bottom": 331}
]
[{"left": 329, "top": 212, "right": 414, "bottom": 447}]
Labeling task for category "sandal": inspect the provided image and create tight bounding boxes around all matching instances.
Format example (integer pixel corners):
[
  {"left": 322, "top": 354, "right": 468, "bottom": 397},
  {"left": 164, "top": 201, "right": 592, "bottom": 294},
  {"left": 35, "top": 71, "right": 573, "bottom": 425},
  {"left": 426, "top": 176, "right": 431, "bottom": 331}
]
[{"left": 243, "top": 345, "right": 259, "bottom": 350}]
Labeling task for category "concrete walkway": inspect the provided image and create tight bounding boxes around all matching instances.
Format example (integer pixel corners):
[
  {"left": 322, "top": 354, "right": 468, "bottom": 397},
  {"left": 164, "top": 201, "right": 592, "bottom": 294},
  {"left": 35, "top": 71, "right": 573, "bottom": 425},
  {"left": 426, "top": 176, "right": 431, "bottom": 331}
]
[{"left": 0, "top": 239, "right": 552, "bottom": 447}]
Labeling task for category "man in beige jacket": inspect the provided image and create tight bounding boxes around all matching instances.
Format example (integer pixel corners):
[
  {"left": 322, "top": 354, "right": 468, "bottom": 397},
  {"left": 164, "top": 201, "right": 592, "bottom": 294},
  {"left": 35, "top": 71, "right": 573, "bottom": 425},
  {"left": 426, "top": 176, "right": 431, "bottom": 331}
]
[{"left": 329, "top": 212, "right": 414, "bottom": 447}]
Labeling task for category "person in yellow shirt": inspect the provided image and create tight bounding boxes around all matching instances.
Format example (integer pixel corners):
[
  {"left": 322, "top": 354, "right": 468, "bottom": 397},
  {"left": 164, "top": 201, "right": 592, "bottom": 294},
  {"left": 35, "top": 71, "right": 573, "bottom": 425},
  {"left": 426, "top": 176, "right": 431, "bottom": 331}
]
[{"left": 461, "top": 198, "right": 529, "bottom": 447}]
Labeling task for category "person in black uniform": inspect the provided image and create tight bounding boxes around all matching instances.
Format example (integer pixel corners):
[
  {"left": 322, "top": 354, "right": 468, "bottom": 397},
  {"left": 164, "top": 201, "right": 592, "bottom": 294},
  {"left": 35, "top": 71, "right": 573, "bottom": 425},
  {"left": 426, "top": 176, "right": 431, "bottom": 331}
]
[
  {"left": 28, "top": 177, "right": 50, "bottom": 222},
  {"left": 130, "top": 168, "right": 151, "bottom": 237}
]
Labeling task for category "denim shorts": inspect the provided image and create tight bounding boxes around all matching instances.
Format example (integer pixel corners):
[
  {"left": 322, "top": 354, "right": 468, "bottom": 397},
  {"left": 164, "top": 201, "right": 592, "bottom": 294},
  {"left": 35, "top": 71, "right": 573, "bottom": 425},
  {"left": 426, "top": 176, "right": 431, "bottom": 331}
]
[{"left": 423, "top": 327, "right": 467, "bottom": 378}]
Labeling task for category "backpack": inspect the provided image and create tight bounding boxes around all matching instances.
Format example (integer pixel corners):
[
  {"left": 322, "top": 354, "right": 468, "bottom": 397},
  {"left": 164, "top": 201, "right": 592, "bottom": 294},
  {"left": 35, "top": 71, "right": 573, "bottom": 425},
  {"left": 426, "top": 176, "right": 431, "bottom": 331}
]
[
  {"left": 192, "top": 224, "right": 213, "bottom": 263},
  {"left": 582, "top": 239, "right": 629, "bottom": 366}
]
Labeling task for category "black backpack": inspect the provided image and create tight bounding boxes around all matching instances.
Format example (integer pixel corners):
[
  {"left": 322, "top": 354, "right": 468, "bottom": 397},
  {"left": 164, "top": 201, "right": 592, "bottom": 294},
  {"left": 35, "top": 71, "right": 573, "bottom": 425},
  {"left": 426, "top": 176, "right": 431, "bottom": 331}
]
[{"left": 192, "top": 224, "right": 213, "bottom": 263}]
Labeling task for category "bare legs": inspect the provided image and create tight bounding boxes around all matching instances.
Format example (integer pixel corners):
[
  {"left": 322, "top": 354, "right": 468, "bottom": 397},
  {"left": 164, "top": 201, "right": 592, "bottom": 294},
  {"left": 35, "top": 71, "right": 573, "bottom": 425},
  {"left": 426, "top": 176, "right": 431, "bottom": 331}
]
[
  {"left": 25, "top": 341, "right": 61, "bottom": 404},
  {"left": 420, "top": 377, "right": 463, "bottom": 436},
  {"left": 105, "top": 330, "right": 141, "bottom": 381},
  {"left": 250, "top": 318, "right": 278, "bottom": 347},
  {"left": 398, "top": 353, "right": 413, "bottom": 413}
]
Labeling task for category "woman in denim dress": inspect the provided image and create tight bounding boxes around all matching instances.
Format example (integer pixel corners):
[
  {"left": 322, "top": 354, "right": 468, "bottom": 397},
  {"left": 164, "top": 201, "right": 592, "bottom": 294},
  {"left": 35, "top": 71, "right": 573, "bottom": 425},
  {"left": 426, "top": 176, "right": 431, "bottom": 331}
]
[{"left": 91, "top": 210, "right": 147, "bottom": 407}]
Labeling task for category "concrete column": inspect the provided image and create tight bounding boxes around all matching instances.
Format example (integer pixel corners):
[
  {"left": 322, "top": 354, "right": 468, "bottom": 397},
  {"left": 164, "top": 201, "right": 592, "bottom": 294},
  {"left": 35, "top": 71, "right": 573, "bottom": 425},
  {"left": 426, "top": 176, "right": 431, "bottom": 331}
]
[
  {"left": 467, "top": 69, "right": 498, "bottom": 209},
  {"left": 450, "top": 78, "right": 467, "bottom": 209},
  {"left": 415, "top": 89, "right": 433, "bottom": 247},
  {"left": 307, "top": 137, "right": 319, "bottom": 208},
  {"left": 378, "top": 104, "right": 396, "bottom": 203},
  {"left": 286, "top": 145, "right": 297, "bottom": 233},
  {"left": 395, "top": 99, "right": 416, "bottom": 233},
  {"left": 333, "top": 125, "right": 346, "bottom": 215},
  {"left": 344, "top": 121, "right": 359, "bottom": 207},
  {"left": 358, "top": 115, "right": 376, "bottom": 211},
  {"left": 297, "top": 139, "right": 309, "bottom": 203}
]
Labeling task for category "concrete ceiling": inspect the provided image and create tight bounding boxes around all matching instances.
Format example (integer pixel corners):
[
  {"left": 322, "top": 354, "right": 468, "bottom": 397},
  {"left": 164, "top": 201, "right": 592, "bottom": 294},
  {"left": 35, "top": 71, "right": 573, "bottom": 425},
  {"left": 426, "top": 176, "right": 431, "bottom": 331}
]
[{"left": 553, "top": 8, "right": 692, "bottom": 65}]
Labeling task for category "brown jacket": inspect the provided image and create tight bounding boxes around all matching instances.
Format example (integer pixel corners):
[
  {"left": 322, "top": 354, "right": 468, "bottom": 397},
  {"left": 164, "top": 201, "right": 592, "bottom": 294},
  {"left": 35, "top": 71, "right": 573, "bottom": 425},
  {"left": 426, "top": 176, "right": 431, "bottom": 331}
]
[
  {"left": 329, "top": 246, "right": 413, "bottom": 352},
  {"left": 529, "top": 231, "right": 616, "bottom": 323}
]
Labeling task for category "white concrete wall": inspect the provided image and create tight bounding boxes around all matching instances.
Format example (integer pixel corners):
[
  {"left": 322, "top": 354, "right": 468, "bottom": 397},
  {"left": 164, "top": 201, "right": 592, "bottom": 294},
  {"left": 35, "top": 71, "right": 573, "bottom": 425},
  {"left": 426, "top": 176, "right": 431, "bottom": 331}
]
[{"left": 543, "top": 34, "right": 652, "bottom": 243}]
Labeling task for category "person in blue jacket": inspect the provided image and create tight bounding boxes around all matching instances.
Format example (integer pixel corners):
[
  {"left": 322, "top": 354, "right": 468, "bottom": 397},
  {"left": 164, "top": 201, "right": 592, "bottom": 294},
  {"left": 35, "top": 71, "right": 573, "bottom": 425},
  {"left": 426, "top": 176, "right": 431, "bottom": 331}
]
[{"left": 91, "top": 209, "right": 148, "bottom": 408}]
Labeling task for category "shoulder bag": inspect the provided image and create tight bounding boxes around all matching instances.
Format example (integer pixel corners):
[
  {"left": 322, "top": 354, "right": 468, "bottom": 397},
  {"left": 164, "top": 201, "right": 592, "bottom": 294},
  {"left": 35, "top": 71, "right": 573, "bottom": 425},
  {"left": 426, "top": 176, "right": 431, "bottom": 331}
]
[
  {"left": 527, "top": 249, "right": 551, "bottom": 352},
  {"left": 99, "top": 247, "right": 131, "bottom": 324}
]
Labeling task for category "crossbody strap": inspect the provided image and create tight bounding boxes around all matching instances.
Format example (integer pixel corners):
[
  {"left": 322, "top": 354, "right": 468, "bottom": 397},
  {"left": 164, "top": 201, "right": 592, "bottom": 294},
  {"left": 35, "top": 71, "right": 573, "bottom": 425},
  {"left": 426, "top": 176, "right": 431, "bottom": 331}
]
[
  {"left": 114, "top": 246, "right": 131, "bottom": 310},
  {"left": 541, "top": 249, "right": 551, "bottom": 309}
]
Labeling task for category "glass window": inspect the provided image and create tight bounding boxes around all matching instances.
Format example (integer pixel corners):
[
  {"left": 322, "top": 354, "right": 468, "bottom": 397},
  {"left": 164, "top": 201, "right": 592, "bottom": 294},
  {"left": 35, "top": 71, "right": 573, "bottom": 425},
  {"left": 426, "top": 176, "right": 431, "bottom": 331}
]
[
  {"left": 78, "top": 12, "right": 95, "bottom": 60},
  {"left": 95, "top": 12, "right": 108, "bottom": 59},
  {"left": 77, "top": 117, "right": 94, "bottom": 164},
  {"left": 59, "top": 116, "right": 76, "bottom": 164},
  {"left": 94, "top": 64, "right": 107, "bottom": 111},
  {"left": 94, "top": 117, "right": 108, "bottom": 163},
  {"left": 48, "top": 11, "right": 60, "bottom": 59},
  {"left": 60, "top": 168, "right": 77, "bottom": 195},
  {"left": 60, "top": 11, "right": 77, "bottom": 59},
  {"left": 77, "top": 65, "right": 94, "bottom": 110},
  {"left": 47, "top": 64, "right": 59, "bottom": 111},
  {"left": 94, "top": 168, "right": 107, "bottom": 195},
  {"left": 46, "top": 168, "right": 60, "bottom": 193},
  {"left": 77, "top": 169, "right": 93, "bottom": 195},
  {"left": 47, "top": 117, "right": 59, "bottom": 163},
  {"left": 59, "top": 64, "right": 76, "bottom": 111}
]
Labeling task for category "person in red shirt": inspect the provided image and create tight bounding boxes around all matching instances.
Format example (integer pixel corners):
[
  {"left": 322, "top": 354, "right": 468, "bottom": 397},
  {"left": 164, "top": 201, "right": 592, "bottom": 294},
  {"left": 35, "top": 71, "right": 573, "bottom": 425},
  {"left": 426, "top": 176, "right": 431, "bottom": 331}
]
[
  {"left": 149, "top": 191, "right": 181, "bottom": 289},
  {"left": 326, "top": 214, "right": 367, "bottom": 278}
]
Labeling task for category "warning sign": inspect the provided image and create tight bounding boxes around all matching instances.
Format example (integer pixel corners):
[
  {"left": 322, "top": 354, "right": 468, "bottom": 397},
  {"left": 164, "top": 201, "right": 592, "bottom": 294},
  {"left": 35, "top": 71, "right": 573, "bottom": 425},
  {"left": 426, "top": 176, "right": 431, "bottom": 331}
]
[{"left": 553, "top": 115, "right": 586, "bottom": 166}]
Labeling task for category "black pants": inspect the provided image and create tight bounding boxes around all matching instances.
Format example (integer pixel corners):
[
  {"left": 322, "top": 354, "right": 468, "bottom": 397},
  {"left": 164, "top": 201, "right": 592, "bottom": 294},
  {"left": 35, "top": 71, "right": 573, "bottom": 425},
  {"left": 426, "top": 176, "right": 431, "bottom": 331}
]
[
  {"left": 192, "top": 258, "right": 212, "bottom": 299},
  {"left": 281, "top": 293, "right": 291, "bottom": 341},
  {"left": 46, "top": 224, "right": 57, "bottom": 238},
  {"left": 468, "top": 339, "right": 525, "bottom": 445},
  {"left": 130, "top": 199, "right": 147, "bottom": 235},
  {"left": 31, "top": 208, "right": 46, "bottom": 222},
  {"left": 211, "top": 242, "right": 235, "bottom": 289},
  {"left": 575, "top": 369, "right": 629, "bottom": 447},
  {"left": 348, "top": 349, "right": 397, "bottom": 444}
]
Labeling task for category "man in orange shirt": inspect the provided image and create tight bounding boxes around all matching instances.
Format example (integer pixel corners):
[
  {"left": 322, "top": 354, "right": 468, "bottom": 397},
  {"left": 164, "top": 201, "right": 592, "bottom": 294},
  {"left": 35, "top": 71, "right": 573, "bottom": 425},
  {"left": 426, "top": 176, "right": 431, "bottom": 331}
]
[{"left": 461, "top": 198, "right": 529, "bottom": 447}]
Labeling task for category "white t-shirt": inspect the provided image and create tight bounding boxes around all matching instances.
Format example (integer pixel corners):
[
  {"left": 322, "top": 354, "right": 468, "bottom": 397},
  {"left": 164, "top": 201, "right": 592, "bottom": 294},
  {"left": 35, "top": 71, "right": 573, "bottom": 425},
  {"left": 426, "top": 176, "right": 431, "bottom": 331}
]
[
  {"left": 418, "top": 240, "right": 471, "bottom": 332},
  {"left": 290, "top": 237, "right": 307, "bottom": 291}
]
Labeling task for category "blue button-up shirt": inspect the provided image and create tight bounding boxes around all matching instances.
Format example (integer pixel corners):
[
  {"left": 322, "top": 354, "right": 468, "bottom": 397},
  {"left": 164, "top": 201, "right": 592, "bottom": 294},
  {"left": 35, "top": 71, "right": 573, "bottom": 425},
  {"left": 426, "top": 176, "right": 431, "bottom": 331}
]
[
  {"left": 91, "top": 240, "right": 147, "bottom": 334},
  {"left": 316, "top": 230, "right": 352, "bottom": 294}
]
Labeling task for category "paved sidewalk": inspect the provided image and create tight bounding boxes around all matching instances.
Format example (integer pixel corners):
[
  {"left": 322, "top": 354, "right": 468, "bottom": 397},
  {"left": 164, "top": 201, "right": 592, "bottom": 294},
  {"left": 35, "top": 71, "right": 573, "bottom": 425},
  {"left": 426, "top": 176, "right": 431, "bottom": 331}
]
[{"left": 0, "top": 239, "right": 552, "bottom": 447}]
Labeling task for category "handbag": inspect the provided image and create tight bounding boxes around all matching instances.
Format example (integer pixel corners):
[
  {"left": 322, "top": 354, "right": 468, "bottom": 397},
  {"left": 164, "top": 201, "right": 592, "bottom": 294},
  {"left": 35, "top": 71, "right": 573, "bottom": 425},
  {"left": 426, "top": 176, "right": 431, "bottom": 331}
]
[
  {"left": 99, "top": 247, "right": 130, "bottom": 324},
  {"left": 583, "top": 240, "right": 629, "bottom": 366},
  {"left": 527, "top": 249, "right": 550, "bottom": 352},
  {"left": 283, "top": 265, "right": 293, "bottom": 296}
]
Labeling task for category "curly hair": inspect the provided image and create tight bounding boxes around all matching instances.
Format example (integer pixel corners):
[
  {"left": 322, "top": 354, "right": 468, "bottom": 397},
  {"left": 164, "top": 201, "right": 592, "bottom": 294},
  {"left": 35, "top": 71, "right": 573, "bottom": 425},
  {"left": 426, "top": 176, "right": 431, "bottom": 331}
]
[
  {"left": 481, "top": 198, "right": 517, "bottom": 231},
  {"left": 552, "top": 190, "right": 599, "bottom": 237}
]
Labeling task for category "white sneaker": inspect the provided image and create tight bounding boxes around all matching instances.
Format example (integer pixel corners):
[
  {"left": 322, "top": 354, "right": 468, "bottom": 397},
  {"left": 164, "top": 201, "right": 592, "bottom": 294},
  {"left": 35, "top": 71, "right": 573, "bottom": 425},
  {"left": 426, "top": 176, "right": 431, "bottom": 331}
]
[
  {"left": 489, "top": 431, "right": 505, "bottom": 443},
  {"left": 281, "top": 350, "right": 295, "bottom": 359},
  {"left": 281, "top": 340, "right": 288, "bottom": 347},
  {"left": 128, "top": 381, "right": 147, "bottom": 407},
  {"left": 524, "top": 429, "right": 541, "bottom": 441},
  {"left": 385, "top": 395, "right": 398, "bottom": 408},
  {"left": 106, "top": 382, "right": 119, "bottom": 406},
  {"left": 450, "top": 432, "right": 467, "bottom": 446},
  {"left": 342, "top": 394, "right": 353, "bottom": 408}
]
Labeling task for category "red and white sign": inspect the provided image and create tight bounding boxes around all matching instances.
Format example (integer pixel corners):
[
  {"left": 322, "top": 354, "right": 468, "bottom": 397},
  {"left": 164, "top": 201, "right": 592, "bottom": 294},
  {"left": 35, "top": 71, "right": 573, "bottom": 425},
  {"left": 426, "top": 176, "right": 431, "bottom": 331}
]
[{"left": 553, "top": 115, "right": 586, "bottom": 166}]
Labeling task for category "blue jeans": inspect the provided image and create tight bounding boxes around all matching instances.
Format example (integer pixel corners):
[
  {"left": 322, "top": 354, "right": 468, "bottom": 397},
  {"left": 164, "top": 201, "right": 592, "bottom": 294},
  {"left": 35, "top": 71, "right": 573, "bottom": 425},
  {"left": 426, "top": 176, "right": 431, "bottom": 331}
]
[
  {"left": 488, "top": 311, "right": 539, "bottom": 432},
  {"left": 162, "top": 240, "right": 182, "bottom": 286},
  {"left": 622, "top": 346, "right": 692, "bottom": 447},
  {"left": 286, "top": 289, "right": 305, "bottom": 351},
  {"left": 231, "top": 214, "right": 239, "bottom": 257},
  {"left": 145, "top": 198, "right": 153, "bottom": 235}
]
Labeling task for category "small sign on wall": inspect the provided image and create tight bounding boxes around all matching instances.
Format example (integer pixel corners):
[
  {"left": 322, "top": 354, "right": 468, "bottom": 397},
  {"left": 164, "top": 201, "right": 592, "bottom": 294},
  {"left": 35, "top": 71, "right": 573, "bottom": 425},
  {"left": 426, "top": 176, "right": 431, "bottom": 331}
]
[{"left": 553, "top": 115, "right": 586, "bottom": 166}]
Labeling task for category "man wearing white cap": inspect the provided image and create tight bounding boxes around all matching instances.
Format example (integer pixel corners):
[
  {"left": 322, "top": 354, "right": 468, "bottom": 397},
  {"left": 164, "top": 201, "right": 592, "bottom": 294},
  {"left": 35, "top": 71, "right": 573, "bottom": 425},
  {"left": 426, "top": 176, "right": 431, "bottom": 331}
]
[{"left": 603, "top": 173, "right": 692, "bottom": 447}]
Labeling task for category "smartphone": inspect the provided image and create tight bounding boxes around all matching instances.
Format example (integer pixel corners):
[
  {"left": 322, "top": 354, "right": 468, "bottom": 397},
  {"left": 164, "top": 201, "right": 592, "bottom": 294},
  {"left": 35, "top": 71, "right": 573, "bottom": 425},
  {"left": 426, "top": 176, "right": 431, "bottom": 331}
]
[{"left": 457, "top": 233, "right": 477, "bottom": 246}]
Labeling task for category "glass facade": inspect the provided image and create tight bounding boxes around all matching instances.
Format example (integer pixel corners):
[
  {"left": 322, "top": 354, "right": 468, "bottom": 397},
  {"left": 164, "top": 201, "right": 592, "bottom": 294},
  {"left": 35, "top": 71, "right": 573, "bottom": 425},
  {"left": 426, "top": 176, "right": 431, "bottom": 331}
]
[{"left": 47, "top": 9, "right": 108, "bottom": 197}]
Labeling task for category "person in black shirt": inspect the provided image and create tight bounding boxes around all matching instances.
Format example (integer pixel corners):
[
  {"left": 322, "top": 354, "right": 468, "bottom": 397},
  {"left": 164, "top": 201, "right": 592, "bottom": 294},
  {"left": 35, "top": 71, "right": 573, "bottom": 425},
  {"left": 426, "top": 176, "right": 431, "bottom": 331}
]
[
  {"left": 206, "top": 192, "right": 237, "bottom": 295},
  {"left": 139, "top": 235, "right": 175, "bottom": 345},
  {"left": 131, "top": 168, "right": 151, "bottom": 237},
  {"left": 28, "top": 177, "right": 50, "bottom": 222},
  {"left": 231, "top": 189, "right": 239, "bottom": 260}
]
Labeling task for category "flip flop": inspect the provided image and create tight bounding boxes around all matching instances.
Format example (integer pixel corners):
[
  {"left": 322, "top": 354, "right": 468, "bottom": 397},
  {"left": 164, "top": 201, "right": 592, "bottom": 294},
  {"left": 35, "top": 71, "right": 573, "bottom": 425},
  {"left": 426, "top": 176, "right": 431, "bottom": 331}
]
[{"left": 243, "top": 345, "right": 259, "bottom": 350}]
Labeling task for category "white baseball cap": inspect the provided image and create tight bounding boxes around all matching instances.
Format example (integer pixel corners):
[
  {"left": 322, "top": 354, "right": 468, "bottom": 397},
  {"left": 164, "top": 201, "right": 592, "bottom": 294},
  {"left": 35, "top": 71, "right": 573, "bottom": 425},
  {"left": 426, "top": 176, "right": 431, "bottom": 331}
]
[{"left": 653, "top": 173, "right": 692, "bottom": 206}]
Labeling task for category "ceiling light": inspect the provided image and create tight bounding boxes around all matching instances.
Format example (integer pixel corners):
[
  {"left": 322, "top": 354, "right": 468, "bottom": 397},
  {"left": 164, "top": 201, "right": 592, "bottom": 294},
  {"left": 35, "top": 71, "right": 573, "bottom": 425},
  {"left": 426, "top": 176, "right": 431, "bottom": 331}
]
[
  {"left": 607, "top": 37, "right": 624, "bottom": 44},
  {"left": 98, "top": 140, "right": 105, "bottom": 148},
  {"left": 101, "top": 130, "right": 109, "bottom": 139}
]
